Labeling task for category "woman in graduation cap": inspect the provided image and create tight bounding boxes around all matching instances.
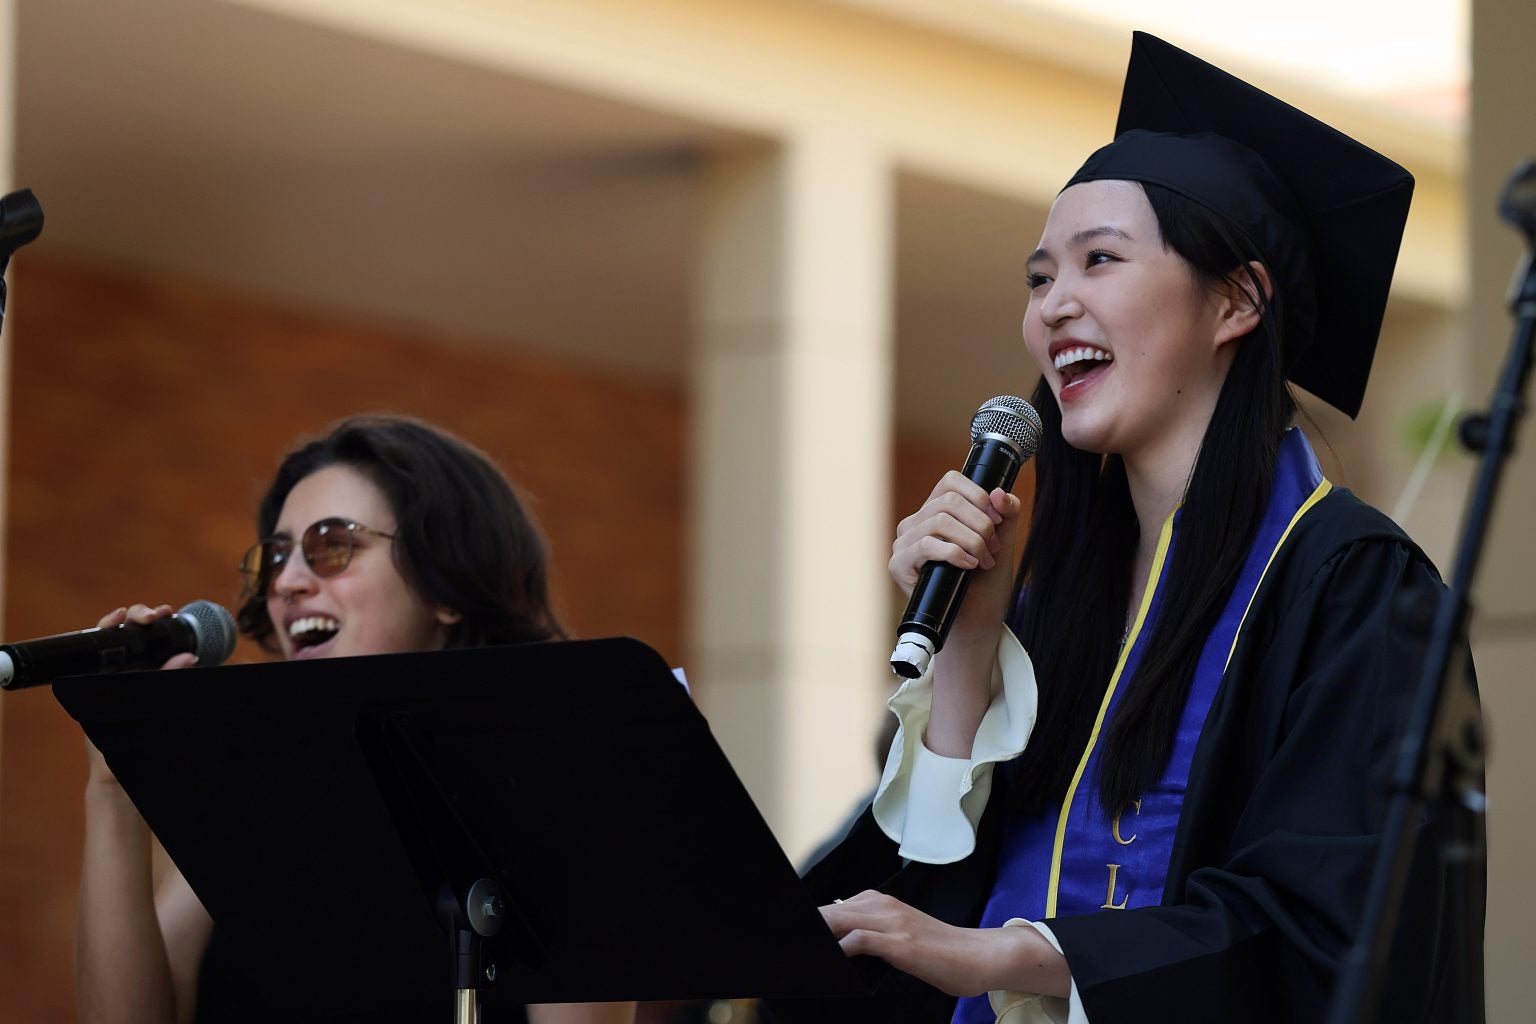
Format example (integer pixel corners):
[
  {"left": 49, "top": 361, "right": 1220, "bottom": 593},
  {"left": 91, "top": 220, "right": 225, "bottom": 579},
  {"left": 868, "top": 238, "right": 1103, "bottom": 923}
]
[{"left": 773, "top": 33, "right": 1479, "bottom": 1024}]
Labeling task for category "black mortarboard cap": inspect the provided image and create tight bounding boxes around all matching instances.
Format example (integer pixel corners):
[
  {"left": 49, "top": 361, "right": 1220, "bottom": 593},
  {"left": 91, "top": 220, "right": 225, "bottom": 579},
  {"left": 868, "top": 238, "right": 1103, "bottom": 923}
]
[{"left": 1065, "top": 32, "right": 1414, "bottom": 418}]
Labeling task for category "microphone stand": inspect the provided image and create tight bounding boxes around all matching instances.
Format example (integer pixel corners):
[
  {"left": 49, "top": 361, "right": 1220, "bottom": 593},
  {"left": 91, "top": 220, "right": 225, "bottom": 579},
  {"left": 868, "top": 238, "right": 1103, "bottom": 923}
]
[
  {"left": 1326, "top": 161, "right": 1536, "bottom": 1024},
  {"left": 0, "top": 188, "right": 44, "bottom": 332}
]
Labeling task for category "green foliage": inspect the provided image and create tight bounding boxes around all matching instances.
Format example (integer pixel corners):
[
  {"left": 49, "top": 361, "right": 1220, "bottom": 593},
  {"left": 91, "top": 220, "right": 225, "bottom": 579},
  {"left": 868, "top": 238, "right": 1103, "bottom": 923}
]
[{"left": 1398, "top": 395, "right": 1462, "bottom": 464}]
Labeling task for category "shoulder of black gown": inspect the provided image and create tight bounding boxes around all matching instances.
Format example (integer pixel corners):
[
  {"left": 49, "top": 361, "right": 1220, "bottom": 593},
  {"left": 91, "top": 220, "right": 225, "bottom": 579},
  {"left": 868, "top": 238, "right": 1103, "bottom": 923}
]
[
  {"left": 1275, "top": 486, "right": 1435, "bottom": 570},
  {"left": 1044, "top": 487, "right": 1478, "bottom": 1024}
]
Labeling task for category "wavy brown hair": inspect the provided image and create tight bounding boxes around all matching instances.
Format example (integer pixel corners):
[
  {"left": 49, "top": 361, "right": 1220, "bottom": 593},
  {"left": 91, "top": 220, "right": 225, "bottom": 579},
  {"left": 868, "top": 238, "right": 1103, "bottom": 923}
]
[{"left": 236, "top": 414, "right": 565, "bottom": 652}]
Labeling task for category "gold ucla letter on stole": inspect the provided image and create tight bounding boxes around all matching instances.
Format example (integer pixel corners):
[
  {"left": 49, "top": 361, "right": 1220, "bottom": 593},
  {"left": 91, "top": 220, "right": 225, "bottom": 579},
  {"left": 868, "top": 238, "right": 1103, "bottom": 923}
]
[
  {"left": 1111, "top": 799, "right": 1143, "bottom": 846},
  {"left": 1102, "top": 864, "right": 1130, "bottom": 910},
  {"left": 1103, "top": 801, "right": 1143, "bottom": 909}
]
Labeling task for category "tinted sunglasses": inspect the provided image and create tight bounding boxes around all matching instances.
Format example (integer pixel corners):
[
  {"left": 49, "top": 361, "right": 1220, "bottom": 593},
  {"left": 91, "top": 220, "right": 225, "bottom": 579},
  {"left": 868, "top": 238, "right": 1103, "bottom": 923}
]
[{"left": 239, "top": 517, "right": 396, "bottom": 599}]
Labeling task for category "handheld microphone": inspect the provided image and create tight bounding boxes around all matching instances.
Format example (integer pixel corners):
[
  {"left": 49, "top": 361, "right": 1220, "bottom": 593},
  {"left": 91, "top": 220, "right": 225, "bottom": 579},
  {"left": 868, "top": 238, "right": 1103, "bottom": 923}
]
[
  {"left": 0, "top": 600, "right": 237, "bottom": 691},
  {"left": 890, "top": 396, "right": 1042, "bottom": 679}
]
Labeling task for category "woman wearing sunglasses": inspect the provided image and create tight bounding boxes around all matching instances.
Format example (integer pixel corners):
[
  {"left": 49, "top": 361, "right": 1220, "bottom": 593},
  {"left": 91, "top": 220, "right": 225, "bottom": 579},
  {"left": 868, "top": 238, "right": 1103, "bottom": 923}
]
[{"left": 75, "top": 415, "right": 630, "bottom": 1024}]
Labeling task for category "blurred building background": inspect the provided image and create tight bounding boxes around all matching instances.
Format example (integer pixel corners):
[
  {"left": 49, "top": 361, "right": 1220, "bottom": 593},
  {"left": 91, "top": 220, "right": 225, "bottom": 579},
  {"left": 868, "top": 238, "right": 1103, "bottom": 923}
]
[{"left": 0, "top": 0, "right": 1527, "bottom": 1019}]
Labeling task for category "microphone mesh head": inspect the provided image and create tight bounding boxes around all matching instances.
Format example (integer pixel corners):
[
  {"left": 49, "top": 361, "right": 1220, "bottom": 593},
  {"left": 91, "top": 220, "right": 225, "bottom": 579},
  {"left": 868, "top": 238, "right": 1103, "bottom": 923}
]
[
  {"left": 970, "top": 395, "right": 1043, "bottom": 461},
  {"left": 177, "top": 600, "right": 238, "bottom": 666}
]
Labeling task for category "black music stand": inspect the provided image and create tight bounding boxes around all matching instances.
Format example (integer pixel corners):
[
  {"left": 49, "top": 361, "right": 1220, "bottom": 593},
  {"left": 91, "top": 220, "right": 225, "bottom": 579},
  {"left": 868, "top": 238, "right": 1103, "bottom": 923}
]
[{"left": 56, "top": 638, "right": 866, "bottom": 1020}]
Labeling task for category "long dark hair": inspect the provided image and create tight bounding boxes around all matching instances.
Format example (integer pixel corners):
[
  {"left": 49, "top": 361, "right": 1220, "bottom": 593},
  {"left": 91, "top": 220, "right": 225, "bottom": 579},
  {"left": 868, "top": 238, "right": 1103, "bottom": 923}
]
[
  {"left": 1006, "top": 182, "right": 1297, "bottom": 816},
  {"left": 236, "top": 414, "right": 565, "bottom": 651}
]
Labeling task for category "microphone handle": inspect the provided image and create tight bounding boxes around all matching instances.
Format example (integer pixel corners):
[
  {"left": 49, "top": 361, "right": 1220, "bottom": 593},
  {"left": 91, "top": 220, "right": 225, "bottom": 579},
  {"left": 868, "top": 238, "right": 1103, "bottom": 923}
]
[{"left": 0, "top": 616, "right": 195, "bottom": 691}]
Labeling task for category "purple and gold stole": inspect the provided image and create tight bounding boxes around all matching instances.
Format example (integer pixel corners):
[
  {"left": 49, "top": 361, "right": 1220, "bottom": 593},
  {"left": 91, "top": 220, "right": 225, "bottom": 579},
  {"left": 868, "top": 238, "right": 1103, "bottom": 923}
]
[{"left": 953, "top": 429, "right": 1329, "bottom": 1024}]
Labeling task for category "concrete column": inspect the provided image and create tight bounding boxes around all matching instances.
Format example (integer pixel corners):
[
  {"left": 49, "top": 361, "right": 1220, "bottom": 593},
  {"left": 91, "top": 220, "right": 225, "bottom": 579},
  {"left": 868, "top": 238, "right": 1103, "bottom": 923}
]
[
  {"left": 1469, "top": 0, "right": 1536, "bottom": 1019},
  {"left": 690, "top": 130, "right": 894, "bottom": 863}
]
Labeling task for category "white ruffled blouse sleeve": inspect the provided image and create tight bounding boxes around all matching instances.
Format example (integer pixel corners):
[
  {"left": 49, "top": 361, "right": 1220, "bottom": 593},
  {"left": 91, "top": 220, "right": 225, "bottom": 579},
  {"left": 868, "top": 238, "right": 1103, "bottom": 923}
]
[{"left": 870, "top": 626, "right": 1038, "bottom": 864}]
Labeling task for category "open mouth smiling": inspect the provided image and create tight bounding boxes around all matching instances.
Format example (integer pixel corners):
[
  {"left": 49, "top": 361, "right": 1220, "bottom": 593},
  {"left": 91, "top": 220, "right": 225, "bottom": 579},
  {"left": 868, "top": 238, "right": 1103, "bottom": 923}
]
[
  {"left": 1052, "top": 343, "right": 1114, "bottom": 387},
  {"left": 288, "top": 615, "right": 340, "bottom": 651}
]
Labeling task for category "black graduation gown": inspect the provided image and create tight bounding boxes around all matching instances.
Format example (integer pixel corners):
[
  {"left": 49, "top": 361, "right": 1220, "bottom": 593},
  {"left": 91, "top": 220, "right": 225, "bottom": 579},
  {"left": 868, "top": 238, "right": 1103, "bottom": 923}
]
[{"left": 765, "top": 488, "right": 1483, "bottom": 1023}]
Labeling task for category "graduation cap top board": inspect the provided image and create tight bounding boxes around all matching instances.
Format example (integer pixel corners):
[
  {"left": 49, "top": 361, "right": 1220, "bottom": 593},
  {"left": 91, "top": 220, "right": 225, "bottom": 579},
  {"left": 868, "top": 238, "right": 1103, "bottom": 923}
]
[{"left": 1065, "top": 32, "right": 1414, "bottom": 418}]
